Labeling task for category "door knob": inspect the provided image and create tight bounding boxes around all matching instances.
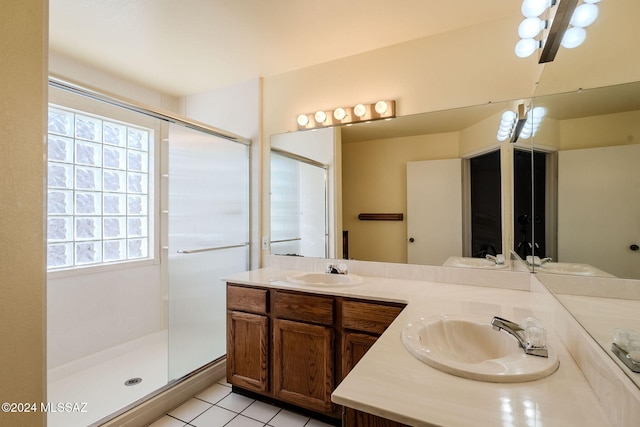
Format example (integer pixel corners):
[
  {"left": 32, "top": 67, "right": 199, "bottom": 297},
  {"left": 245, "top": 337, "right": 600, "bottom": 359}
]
[
  {"left": 409, "top": 237, "right": 415, "bottom": 243},
  {"left": 631, "top": 244, "right": 639, "bottom": 251}
]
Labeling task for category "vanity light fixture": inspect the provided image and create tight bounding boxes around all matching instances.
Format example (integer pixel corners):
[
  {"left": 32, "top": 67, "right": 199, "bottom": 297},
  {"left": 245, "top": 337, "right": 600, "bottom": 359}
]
[
  {"left": 496, "top": 110, "right": 517, "bottom": 142},
  {"left": 297, "top": 114, "right": 309, "bottom": 127},
  {"left": 496, "top": 104, "right": 545, "bottom": 143},
  {"left": 314, "top": 110, "right": 327, "bottom": 124},
  {"left": 353, "top": 104, "right": 367, "bottom": 118},
  {"left": 296, "top": 100, "right": 396, "bottom": 130},
  {"left": 515, "top": 0, "right": 603, "bottom": 63}
]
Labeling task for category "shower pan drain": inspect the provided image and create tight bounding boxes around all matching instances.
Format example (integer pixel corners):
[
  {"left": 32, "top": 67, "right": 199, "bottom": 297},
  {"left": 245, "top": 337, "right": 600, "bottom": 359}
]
[{"left": 124, "top": 377, "right": 143, "bottom": 386}]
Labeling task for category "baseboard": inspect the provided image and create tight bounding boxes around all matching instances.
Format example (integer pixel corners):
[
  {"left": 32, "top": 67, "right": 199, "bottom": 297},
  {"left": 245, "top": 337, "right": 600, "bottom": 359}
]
[{"left": 96, "top": 358, "right": 226, "bottom": 427}]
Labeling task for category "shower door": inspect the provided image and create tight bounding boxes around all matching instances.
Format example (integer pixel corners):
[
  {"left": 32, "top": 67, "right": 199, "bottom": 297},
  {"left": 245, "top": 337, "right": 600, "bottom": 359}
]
[{"left": 167, "top": 123, "right": 249, "bottom": 381}]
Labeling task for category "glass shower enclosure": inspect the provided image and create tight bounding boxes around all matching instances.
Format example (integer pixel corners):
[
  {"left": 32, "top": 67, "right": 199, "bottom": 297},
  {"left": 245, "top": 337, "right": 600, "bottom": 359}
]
[
  {"left": 167, "top": 123, "right": 249, "bottom": 380},
  {"left": 46, "top": 78, "right": 250, "bottom": 427}
]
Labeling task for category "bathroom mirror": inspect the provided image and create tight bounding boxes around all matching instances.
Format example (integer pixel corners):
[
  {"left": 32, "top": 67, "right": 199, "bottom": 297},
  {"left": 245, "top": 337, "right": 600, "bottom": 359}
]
[
  {"left": 530, "top": 0, "right": 640, "bottom": 389},
  {"left": 530, "top": 81, "right": 640, "bottom": 280},
  {"left": 529, "top": 0, "right": 640, "bottom": 281},
  {"left": 271, "top": 98, "right": 534, "bottom": 266}
]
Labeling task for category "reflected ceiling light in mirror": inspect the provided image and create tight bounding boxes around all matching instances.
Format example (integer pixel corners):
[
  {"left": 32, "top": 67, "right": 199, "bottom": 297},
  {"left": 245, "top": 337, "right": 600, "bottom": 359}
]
[
  {"left": 560, "top": 1, "right": 599, "bottom": 49},
  {"left": 519, "top": 106, "right": 546, "bottom": 140},
  {"left": 570, "top": 3, "right": 599, "bottom": 27},
  {"left": 515, "top": 0, "right": 602, "bottom": 63},
  {"left": 516, "top": 38, "right": 543, "bottom": 58},
  {"left": 497, "top": 110, "right": 517, "bottom": 141},
  {"left": 518, "top": 17, "right": 548, "bottom": 39},
  {"left": 496, "top": 104, "right": 537, "bottom": 143},
  {"left": 296, "top": 100, "right": 396, "bottom": 130},
  {"left": 522, "top": 0, "right": 554, "bottom": 18},
  {"left": 561, "top": 27, "right": 587, "bottom": 48}
]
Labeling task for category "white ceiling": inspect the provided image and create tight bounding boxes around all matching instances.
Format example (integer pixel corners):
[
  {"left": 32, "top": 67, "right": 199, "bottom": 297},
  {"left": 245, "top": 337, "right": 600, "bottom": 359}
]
[{"left": 49, "top": 0, "right": 520, "bottom": 96}]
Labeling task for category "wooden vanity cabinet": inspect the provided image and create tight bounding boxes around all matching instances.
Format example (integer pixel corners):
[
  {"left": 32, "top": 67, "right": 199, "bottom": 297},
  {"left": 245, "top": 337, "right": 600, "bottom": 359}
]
[
  {"left": 226, "top": 283, "right": 405, "bottom": 421},
  {"left": 272, "top": 291, "right": 336, "bottom": 414},
  {"left": 343, "top": 408, "right": 410, "bottom": 427},
  {"left": 340, "top": 300, "right": 405, "bottom": 381},
  {"left": 226, "top": 285, "right": 269, "bottom": 393}
]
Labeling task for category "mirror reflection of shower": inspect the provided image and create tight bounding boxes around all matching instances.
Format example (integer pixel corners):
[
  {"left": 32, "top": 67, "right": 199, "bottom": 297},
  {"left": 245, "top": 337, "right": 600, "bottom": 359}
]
[{"left": 270, "top": 150, "right": 328, "bottom": 258}]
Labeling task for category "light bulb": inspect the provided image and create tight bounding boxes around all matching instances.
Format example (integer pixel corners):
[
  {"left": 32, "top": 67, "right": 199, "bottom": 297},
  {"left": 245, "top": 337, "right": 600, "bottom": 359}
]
[
  {"left": 314, "top": 111, "right": 327, "bottom": 123},
  {"left": 570, "top": 3, "right": 598, "bottom": 28},
  {"left": 374, "top": 101, "right": 388, "bottom": 114},
  {"left": 515, "top": 38, "right": 540, "bottom": 58},
  {"left": 333, "top": 108, "right": 346, "bottom": 121},
  {"left": 497, "top": 134, "right": 509, "bottom": 142},
  {"left": 297, "top": 114, "right": 309, "bottom": 127},
  {"left": 531, "top": 106, "right": 546, "bottom": 119},
  {"left": 353, "top": 104, "right": 367, "bottom": 117},
  {"left": 521, "top": 0, "right": 552, "bottom": 18},
  {"left": 518, "top": 17, "right": 546, "bottom": 38},
  {"left": 561, "top": 27, "right": 586, "bottom": 49},
  {"left": 502, "top": 110, "right": 517, "bottom": 122}
]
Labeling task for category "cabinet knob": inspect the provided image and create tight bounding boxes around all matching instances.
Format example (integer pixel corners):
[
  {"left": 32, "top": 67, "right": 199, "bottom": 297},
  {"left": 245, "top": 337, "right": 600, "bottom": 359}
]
[
  {"left": 409, "top": 237, "right": 415, "bottom": 243},
  {"left": 631, "top": 244, "right": 639, "bottom": 251}
]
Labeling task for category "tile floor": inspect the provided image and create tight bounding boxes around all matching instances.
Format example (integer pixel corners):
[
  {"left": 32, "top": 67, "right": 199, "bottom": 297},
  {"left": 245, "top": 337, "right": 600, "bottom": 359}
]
[{"left": 149, "top": 380, "right": 335, "bottom": 427}]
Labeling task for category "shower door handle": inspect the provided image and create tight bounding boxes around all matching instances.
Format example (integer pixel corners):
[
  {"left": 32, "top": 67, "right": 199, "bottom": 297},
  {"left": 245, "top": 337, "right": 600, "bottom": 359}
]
[{"left": 177, "top": 243, "right": 249, "bottom": 254}]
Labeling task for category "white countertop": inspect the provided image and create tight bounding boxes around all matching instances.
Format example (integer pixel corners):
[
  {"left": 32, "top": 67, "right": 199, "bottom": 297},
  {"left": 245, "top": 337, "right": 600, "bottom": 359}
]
[{"left": 224, "top": 267, "right": 611, "bottom": 427}]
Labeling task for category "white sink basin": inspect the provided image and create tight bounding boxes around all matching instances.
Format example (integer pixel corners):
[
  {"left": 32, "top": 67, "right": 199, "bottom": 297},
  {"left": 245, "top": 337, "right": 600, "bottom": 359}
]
[
  {"left": 401, "top": 314, "right": 559, "bottom": 383},
  {"left": 538, "top": 262, "right": 607, "bottom": 276},
  {"left": 445, "top": 257, "right": 508, "bottom": 269},
  {"left": 286, "top": 272, "right": 364, "bottom": 287}
]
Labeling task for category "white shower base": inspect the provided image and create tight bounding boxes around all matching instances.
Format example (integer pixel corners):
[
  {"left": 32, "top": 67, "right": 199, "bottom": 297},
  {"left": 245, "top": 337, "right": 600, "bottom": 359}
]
[{"left": 47, "top": 330, "right": 168, "bottom": 427}]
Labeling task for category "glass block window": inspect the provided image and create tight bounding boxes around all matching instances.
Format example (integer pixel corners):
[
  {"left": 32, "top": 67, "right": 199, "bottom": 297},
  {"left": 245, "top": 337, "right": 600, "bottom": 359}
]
[{"left": 47, "top": 106, "right": 152, "bottom": 270}]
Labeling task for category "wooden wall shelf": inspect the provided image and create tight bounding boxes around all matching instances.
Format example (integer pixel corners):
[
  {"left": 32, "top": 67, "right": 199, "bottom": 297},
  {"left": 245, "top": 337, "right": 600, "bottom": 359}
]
[{"left": 357, "top": 213, "right": 403, "bottom": 221}]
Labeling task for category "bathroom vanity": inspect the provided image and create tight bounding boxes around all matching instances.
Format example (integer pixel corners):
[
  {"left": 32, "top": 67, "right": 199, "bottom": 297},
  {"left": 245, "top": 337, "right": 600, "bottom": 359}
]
[
  {"left": 226, "top": 281, "right": 405, "bottom": 420},
  {"left": 225, "top": 263, "right": 617, "bottom": 427}
]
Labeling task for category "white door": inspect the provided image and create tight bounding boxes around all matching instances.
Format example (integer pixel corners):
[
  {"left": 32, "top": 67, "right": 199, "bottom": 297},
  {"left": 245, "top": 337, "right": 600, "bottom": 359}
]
[
  {"left": 558, "top": 144, "right": 640, "bottom": 278},
  {"left": 407, "top": 159, "right": 462, "bottom": 265}
]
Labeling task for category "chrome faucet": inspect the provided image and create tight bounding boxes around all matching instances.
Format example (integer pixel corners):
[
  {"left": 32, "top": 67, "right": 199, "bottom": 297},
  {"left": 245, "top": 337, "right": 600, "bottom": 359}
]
[
  {"left": 326, "top": 263, "right": 348, "bottom": 274},
  {"left": 491, "top": 316, "right": 549, "bottom": 358},
  {"left": 485, "top": 254, "right": 505, "bottom": 265},
  {"left": 526, "top": 256, "right": 553, "bottom": 266}
]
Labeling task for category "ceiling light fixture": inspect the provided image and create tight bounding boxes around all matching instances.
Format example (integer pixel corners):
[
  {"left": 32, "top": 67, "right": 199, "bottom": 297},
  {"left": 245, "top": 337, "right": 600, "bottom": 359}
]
[
  {"left": 296, "top": 100, "right": 396, "bottom": 130},
  {"left": 496, "top": 104, "right": 544, "bottom": 143},
  {"left": 515, "top": 0, "right": 602, "bottom": 63}
]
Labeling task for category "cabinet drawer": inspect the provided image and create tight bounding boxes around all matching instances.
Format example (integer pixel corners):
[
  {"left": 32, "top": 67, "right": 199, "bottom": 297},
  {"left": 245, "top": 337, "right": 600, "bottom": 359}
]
[
  {"left": 273, "top": 291, "right": 334, "bottom": 326},
  {"left": 227, "top": 284, "right": 268, "bottom": 314},
  {"left": 342, "top": 300, "right": 404, "bottom": 335}
]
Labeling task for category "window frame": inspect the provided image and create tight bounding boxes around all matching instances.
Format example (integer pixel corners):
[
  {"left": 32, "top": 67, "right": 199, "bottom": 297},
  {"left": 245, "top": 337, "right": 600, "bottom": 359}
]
[{"left": 46, "top": 98, "right": 159, "bottom": 275}]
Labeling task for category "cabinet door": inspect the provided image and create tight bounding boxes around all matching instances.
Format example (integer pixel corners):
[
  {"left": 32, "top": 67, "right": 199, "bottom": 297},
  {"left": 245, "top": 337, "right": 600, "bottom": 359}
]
[
  {"left": 227, "top": 311, "right": 269, "bottom": 392},
  {"left": 273, "top": 319, "right": 334, "bottom": 413},
  {"left": 341, "top": 331, "right": 379, "bottom": 382},
  {"left": 343, "top": 407, "right": 410, "bottom": 427}
]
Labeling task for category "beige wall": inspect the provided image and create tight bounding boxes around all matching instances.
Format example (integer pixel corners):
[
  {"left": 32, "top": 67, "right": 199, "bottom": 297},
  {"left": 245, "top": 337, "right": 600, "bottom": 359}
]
[
  {"left": 263, "top": 14, "right": 541, "bottom": 140},
  {"left": 342, "top": 133, "right": 459, "bottom": 262},
  {"left": 0, "top": 1, "right": 47, "bottom": 426}
]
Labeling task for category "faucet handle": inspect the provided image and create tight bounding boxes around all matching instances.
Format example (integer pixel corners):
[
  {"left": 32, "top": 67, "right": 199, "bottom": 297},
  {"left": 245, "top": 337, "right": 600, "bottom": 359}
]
[{"left": 525, "top": 326, "right": 547, "bottom": 348}]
